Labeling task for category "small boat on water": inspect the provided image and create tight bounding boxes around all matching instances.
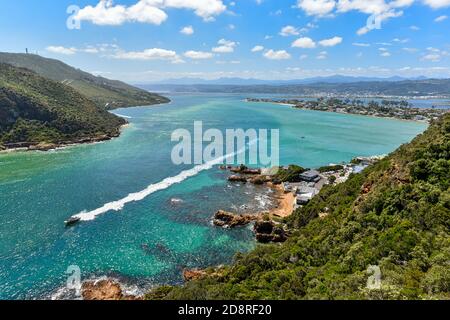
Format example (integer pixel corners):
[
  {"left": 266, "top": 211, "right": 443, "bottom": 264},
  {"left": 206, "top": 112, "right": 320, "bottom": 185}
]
[{"left": 64, "top": 216, "right": 81, "bottom": 227}]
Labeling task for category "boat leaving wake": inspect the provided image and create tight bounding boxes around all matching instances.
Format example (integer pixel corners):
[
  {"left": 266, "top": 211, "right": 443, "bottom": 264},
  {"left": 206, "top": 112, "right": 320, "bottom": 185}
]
[{"left": 72, "top": 142, "right": 255, "bottom": 222}]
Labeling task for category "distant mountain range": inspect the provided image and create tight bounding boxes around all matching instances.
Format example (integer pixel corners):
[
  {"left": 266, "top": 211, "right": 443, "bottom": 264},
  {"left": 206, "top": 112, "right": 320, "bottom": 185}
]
[
  {"left": 144, "top": 75, "right": 430, "bottom": 86},
  {"left": 0, "top": 52, "right": 169, "bottom": 109},
  {"left": 141, "top": 78, "right": 450, "bottom": 97}
]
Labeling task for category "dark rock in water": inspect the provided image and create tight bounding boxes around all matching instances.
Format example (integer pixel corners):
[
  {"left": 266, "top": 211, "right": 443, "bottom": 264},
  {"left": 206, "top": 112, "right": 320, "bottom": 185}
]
[
  {"left": 141, "top": 243, "right": 171, "bottom": 257},
  {"left": 250, "top": 175, "right": 268, "bottom": 185},
  {"left": 228, "top": 175, "right": 247, "bottom": 183},
  {"left": 230, "top": 164, "right": 248, "bottom": 173},
  {"left": 213, "top": 210, "right": 257, "bottom": 228}
]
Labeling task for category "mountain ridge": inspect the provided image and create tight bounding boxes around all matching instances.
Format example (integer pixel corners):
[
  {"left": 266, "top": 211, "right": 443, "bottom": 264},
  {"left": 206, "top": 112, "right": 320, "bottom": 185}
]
[
  {"left": 0, "top": 52, "right": 169, "bottom": 109},
  {"left": 0, "top": 63, "right": 127, "bottom": 149}
]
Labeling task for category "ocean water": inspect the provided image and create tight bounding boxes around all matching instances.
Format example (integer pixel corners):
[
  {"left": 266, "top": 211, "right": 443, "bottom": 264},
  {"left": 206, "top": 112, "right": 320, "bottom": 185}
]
[{"left": 0, "top": 94, "right": 427, "bottom": 299}]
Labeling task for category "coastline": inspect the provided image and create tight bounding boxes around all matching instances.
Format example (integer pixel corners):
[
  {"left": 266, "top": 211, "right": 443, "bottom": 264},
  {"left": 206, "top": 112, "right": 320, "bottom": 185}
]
[
  {"left": 0, "top": 123, "right": 131, "bottom": 154},
  {"left": 246, "top": 99, "right": 436, "bottom": 124}
]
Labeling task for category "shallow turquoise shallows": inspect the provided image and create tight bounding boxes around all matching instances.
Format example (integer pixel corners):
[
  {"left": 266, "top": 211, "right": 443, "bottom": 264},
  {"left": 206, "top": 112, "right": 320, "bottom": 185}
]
[{"left": 0, "top": 94, "right": 427, "bottom": 299}]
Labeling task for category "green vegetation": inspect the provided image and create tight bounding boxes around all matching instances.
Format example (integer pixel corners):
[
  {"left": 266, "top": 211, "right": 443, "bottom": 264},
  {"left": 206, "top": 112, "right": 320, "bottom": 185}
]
[
  {"left": 272, "top": 165, "right": 306, "bottom": 183},
  {"left": 0, "top": 63, "right": 126, "bottom": 147},
  {"left": 318, "top": 164, "right": 344, "bottom": 173},
  {"left": 0, "top": 52, "right": 169, "bottom": 109},
  {"left": 147, "top": 113, "right": 450, "bottom": 300}
]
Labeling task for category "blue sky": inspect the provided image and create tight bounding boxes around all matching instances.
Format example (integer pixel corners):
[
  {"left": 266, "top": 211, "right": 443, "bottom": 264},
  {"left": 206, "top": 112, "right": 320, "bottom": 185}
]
[{"left": 1, "top": 0, "right": 450, "bottom": 82}]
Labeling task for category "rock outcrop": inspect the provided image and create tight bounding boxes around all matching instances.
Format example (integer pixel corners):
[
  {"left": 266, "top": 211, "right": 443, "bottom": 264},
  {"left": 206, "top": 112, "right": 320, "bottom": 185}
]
[
  {"left": 228, "top": 175, "right": 248, "bottom": 183},
  {"left": 81, "top": 279, "right": 141, "bottom": 300},
  {"left": 213, "top": 210, "right": 258, "bottom": 228},
  {"left": 254, "top": 220, "right": 288, "bottom": 243}
]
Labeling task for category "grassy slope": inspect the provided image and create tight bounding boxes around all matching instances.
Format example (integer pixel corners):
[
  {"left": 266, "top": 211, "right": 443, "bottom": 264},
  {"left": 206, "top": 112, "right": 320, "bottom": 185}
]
[
  {"left": 0, "top": 63, "right": 126, "bottom": 146},
  {"left": 0, "top": 52, "right": 169, "bottom": 109},
  {"left": 148, "top": 113, "right": 450, "bottom": 300}
]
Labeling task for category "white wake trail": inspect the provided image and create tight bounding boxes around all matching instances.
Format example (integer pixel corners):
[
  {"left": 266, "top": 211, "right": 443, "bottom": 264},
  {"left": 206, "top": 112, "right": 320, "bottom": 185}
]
[{"left": 72, "top": 142, "right": 255, "bottom": 222}]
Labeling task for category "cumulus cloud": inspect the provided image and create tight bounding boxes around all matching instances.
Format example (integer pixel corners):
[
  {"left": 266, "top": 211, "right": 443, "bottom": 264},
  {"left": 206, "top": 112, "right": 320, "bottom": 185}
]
[
  {"left": 112, "top": 48, "right": 185, "bottom": 63},
  {"left": 292, "top": 37, "right": 316, "bottom": 48},
  {"left": 317, "top": 51, "right": 328, "bottom": 59},
  {"left": 279, "top": 26, "right": 300, "bottom": 36},
  {"left": 319, "top": 36, "right": 343, "bottom": 46},
  {"left": 212, "top": 39, "right": 237, "bottom": 53},
  {"left": 423, "top": 0, "right": 450, "bottom": 9},
  {"left": 295, "top": 0, "right": 424, "bottom": 35},
  {"left": 180, "top": 25, "right": 194, "bottom": 35},
  {"left": 263, "top": 49, "right": 291, "bottom": 60},
  {"left": 184, "top": 50, "right": 214, "bottom": 59},
  {"left": 352, "top": 42, "right": 370, "bottom": 47},
  {"left": 251, "top": 45, "right": 264, "bottom": 52},
  {"left": 435, "top": 15, "right": 448, "bottom": 22},
  {"left": 46, "top": 46, "right": 77, "bottom": 55},
  {"left": 297, "top": 0, "right": 336, "bottom": 16},
  {"left": 74, "top": 0, "right": 227, "bottom": 26}
]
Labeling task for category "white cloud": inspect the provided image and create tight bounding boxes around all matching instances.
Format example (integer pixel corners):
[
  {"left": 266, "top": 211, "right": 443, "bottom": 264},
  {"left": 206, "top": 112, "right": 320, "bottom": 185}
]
[
  {"left": 434, "top": 15, "right": 448, "bottom": 22},
  {"left": 296, "top": 1, "right": 420, "bottom": 36},
  {"left": 46, "top": 46, "right": 77, "bottom": 55},
  {"left": 317, "top": 51, "right": 328, "bottom": 59},
  {"left": 251, "top": 45, "right": 264, "bottom": 52},
  {"left": 410, "top": 25, "right": 420, "bottom": 30},
  {"left": 212, "top": 39, "right": 237, "bottom": 53},
  {"left": 380, "top": 51, "right": 391, "bottom": 57},
  {"left": 180, "top": 25, "right": 194, "bottom": 35},
  {"left": 292, "top": 37, "right": 316, "bottom": 48},
  {"left": 423, "top": 0, "right": 450, "bottom": 9},
  {"left": 319, "top": 36, "right": 343, "bottom": 47},
  {"left": 297, "top": 0, "right": 336, "bottom": 16},
  {"left": 422, "top": 53, "right": 441, "bottom": 62},
  {"left": 112, "top": 48, "right": 184, "bottom": 64},
  {"left": 75, "top": 0, "right": 227, "bottom": 26},
  {"left": 263, "top": 49, "right": 291, "bottom": 60},
  {"left": 184, "top": 50, "right": 214, "bottom": 59},
  {"left": 280, "top": 25, "right": 300, "bottom": 36},
  {"left": 403, "top": 47, "right": 418, "bottom": 53},
  {"left": 352, "top": 42, "right": 370, "bottom": 47},
  {"left": 392, "top": 37, "right": 409, "bottom": 43}
]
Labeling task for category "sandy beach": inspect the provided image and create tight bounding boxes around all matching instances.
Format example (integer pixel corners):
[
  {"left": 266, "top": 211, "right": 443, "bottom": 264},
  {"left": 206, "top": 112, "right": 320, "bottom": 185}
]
[{"left": 269, "top": 185, "right": 296, "bottom": 218}]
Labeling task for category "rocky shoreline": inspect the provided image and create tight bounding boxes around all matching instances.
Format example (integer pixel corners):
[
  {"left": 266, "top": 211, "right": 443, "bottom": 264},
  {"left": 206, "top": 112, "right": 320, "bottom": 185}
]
[{"left": 0, "top": 124, "right": 129, "bottom": 153}]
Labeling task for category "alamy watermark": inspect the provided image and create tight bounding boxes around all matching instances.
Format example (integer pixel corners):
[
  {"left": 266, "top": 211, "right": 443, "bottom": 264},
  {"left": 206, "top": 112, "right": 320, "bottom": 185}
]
[
  {"left": 171, "top": 121, "right": 280, "bottom": 170},
  {"left": 66, "top": 265, "right": 81, "bottom": 296}
]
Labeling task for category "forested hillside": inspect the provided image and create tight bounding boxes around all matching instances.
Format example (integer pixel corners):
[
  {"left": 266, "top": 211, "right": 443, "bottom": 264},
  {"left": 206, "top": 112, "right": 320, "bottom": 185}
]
[
  {"left": 0, "top": 52, "right": 169, "bottom": 109},
  {"left": 0, "top": 63, "right": 126, "bottom": 149}
]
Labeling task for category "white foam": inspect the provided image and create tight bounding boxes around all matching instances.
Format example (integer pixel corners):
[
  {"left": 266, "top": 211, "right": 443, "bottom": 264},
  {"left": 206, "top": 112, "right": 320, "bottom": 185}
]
[
  {"left": 72, "top": 141, "right": 255, "bottom": 222},
  {"left": 114, "top": 113, "right": 132, "bottom": 119}
]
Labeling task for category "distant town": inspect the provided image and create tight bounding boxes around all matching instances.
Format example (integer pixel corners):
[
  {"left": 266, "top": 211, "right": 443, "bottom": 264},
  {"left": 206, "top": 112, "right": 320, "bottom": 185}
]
[{"left": 246, "top": 97, "right": 449, "bottom": 122}]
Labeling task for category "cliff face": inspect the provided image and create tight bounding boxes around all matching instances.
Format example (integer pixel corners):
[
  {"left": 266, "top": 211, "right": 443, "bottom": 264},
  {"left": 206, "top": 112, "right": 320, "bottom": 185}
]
[
  {"left": 148, "top": 113, "right": 450, "bottom": 300},
  {"left": 0, "top": 63, "right": 126, "bottom": 148}
]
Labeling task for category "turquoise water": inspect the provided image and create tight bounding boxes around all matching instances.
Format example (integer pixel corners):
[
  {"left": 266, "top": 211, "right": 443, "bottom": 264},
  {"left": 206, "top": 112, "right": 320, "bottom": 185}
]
[{"left": 0, "top": 94, "right": 427, "bottom": 299}]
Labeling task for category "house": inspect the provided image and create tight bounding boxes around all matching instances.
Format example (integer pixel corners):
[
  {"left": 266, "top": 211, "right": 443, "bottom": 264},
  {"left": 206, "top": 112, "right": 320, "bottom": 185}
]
[
  {"left": 296, "top": 195, "right": 312, "bottom": 205},
  {"left": 299, "top": 170, "right": 321, "bottom": 183},
  {"left": 296, "top": 186, "right": 317, "bottom": 196}
]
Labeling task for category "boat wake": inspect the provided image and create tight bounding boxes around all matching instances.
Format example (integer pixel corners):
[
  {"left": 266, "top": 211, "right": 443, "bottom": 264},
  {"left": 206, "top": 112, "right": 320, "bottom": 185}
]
[{"left": 72, "top": 142, "right": 255, "bottom": 222}]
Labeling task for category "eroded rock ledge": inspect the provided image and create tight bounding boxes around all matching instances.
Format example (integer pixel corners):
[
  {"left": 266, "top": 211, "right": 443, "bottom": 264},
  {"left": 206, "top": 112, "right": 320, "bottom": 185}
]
[
  {"left": 81, "top": 279, "right": 141, "bottom": 300},
  {"left": 213, "top": 210, "right": 259, "bottom": 228}
]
